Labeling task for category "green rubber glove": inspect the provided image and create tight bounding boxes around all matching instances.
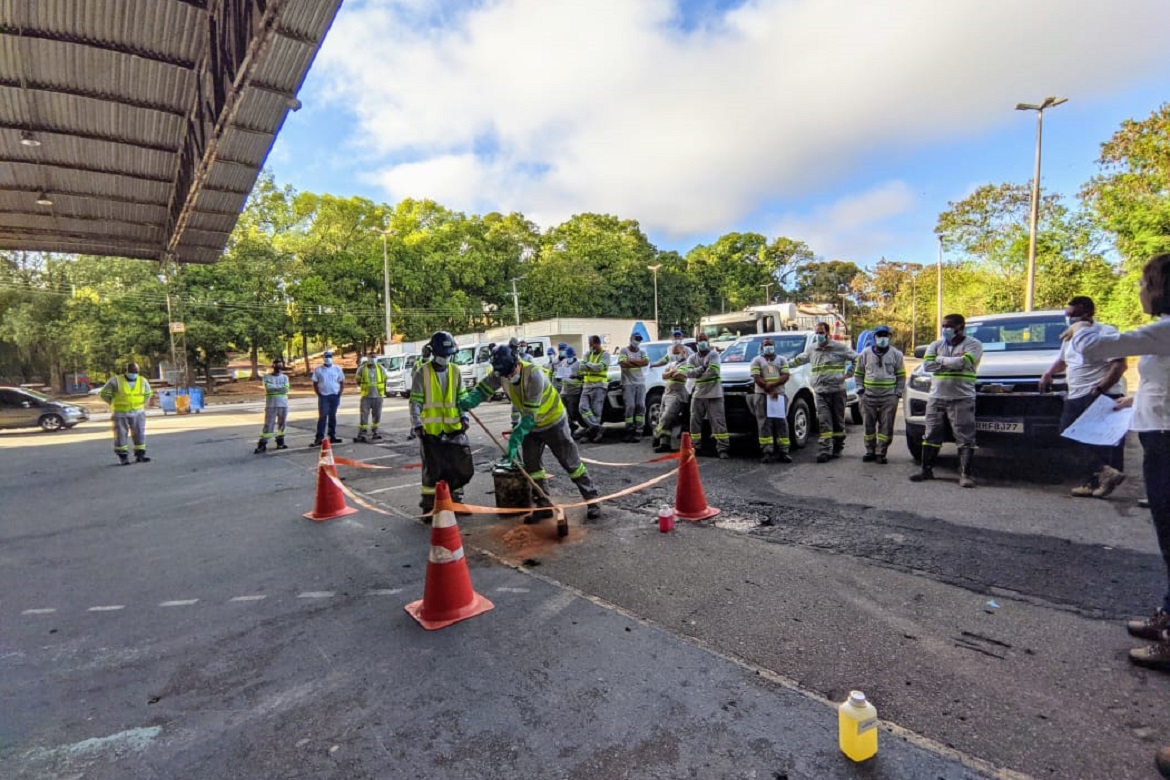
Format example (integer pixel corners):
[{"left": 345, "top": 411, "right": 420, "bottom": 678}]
[
  {"left": 458, "top": 387, "right": 486, "bottom": 412},
  {"left": 506, "top": 414, "right": 535, "bottom": 463}
]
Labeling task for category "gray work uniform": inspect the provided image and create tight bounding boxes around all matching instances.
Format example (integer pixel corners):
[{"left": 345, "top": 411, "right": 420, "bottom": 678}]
[
  {"left": 791, "top": 340, "right": 857, "bottom": 455},
  {"left": 749, "top": 354, "right": 790, "bottom": 454},
  {"left": 578, "top": 349, "right": 610, "bottom": 433},
  {"left": 618, "top": 345, "right": 649, "bottom": 432},
  {"left": 655, "top": 352, "right": 691, "bottom": 449},
  {"left": 356, "top": 362, "right": 385, "bottom": 436},
  {"left": 558, "top": 359, "right": 583, "bottom": 429},
  {"left": 922, "top": 336, "right": 983, "bottom": 451},
  {"left": 686, "top": 349, "right": 729, "bottom": 453},
  {"left": 478, "top": 364, "right": 598, "bottom": 504},
  {"left": 261, "top": 373, "right": 289, "bottom": 442},
  {"left": 855, "top": 346, "right": 906, "bottom": 456},
  {"left": 100, "top": 375, "right": 152, "bottom": 459}
]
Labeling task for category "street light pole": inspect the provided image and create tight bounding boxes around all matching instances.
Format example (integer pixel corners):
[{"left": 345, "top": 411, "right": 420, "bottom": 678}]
[
  {"left": 762, "top": 282, "right": 773, "bottom": 305},
  {"left": 647, "top": 264, "right": 662, "bottom": 335},
  {"left": 370, "top": 227, "right": 393, "bottom": 348},
  {"left": 1016, "top": 96, "right": 1067, "bottom": 312},
  {"left": 936, "top": 235, "right": 944, "bottom": 339},
  {"left": 510, "top": 277, "right": 523, "bottom": 327}
]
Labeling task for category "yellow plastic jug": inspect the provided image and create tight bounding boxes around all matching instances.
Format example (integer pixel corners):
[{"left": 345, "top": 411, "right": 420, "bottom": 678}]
[{"left": 838, "top": 690, "right": 878, "bottom": 761}]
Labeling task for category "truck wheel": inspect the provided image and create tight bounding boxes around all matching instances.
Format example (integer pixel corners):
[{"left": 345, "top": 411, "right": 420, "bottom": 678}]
[
  {"left": 905, "top": 424, "right": 924, "bottom": 462},
  {"left": 788, "top": 396, "right": 812, "bottom": 449},
  {"left": 644, "top": 390, "right": 663, "bottom": 436}
]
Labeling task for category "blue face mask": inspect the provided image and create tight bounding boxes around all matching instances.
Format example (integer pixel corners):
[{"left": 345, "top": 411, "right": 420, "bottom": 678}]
[
  {"left": 324, "top": 358, "right": 333, "bottom": 366},
  {"left": 876, "top": 337, "right": 890, "bottom": 348},
  {"left": 815, "top": 334, "right": 827, "bottom": 344},
  {"left": 125, "top": 372, "right": 138, "bottom": 381},
  {"left": 697, "top": 341, "right": 710, "bottom": 353},
  {"left": 942, "top": 328, "right": 956, "bottom": 341}
]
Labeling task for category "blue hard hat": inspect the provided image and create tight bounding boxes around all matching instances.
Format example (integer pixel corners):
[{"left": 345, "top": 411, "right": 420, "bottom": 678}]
[
  {"left": 564, "top": 346, "right": 577, "bottom": 359},
  {"left": 672, "top": 328, "right": 683, "bottom": 336},
  {"left": 491, "top": 345, "right": 518, "bottom": 376},
  {"left": 557, "top": 342, "right": 568, "bottom": 349}
]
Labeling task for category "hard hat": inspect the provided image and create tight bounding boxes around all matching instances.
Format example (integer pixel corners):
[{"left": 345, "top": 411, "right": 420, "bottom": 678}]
[
  {"left": 557, "top": 342, "right": 568, "bottom": 349},
  {"left": 547, "top": 347, "right": 556, "bottom": 357},
  {"left": 564, "top": 346, "right": 577, "bottom": 359},
  {"left": 491, "top": 345, "right": 518, "bottom": 376},
  {"left": 428, "top": 331, "right": 457, "bottom": 357}
]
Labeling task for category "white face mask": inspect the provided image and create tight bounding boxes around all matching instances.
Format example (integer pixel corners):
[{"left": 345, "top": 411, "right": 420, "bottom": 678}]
[
  {"left": 942, "top": 327, "right": 956, "bottom": 341},
  {"left": 510, "top": 372, "right": 523, "bottom": 384},
  {"left": 324, "top": 358, "right": 333, "bottom": 366},
  {"left": 432, "top": 355, "right": 447, "bottom": 368},
  {"left": 125, "top": 372, "right": 138, "bottom": 381},
  {"left": 876, "top": 337, "right": 890, "bottom": 348}
]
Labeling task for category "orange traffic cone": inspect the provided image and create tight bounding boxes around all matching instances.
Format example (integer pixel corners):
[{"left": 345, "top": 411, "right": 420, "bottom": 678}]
[
  {"left": 304, "top": 439, "right": 359, "bottom": 521},
  {"left": 674, "top": 432, "right": 720, "bottom": 521},
  {"left": 405, "top": 481, "right": 495, "bottom": 630}
]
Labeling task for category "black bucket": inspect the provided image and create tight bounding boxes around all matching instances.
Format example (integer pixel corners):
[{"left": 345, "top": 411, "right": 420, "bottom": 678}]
[{"left": 492, "top": 465, "right": 532, "bottom": 510}]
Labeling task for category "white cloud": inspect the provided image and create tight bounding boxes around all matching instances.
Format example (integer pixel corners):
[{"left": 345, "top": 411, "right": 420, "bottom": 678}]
[
  {"left": 315, "top": 0, "right": 1170, "bottom": 238},
  {"left": 770, "top": 180, "right": 917, "bottom": 262}
]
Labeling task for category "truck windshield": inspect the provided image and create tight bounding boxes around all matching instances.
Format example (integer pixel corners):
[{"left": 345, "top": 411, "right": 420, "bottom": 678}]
[
  {"left": 965, "top": 316, "right": 1066, "bottom": 352},
  {"left": 719, "top": 335, "right": 808, "bottom": 363},
  {"left": 701, "top": 317, "right": 755, "bottom": 343},
  {"left": 453, "top": 347, "right": 476, "bottom": 366},
  {"left": 382, "top": 356, "right": 403, "bottom": 371}
]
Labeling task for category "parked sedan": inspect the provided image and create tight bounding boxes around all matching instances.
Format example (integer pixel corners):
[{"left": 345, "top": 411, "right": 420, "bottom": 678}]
[{"left": 0, "top": 387, "right": 90, "bottom": 432}]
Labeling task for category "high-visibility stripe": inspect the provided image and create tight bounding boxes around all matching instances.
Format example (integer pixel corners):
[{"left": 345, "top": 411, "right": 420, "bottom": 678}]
[{"left": 430, "top": 546, "right": 465, "bottom": 564}]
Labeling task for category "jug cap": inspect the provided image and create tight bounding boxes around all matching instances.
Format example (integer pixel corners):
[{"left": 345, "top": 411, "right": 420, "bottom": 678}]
[{"left": 848, "top": 691, "right": 868, "bottom": 707}]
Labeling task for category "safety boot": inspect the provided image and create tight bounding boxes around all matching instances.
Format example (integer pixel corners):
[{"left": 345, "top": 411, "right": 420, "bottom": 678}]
[
  {"left": 1128, "top": 608, "right": 1170, "bottom": 641},
  {"left": 590, "top": 428, "right": 605, "bottom": 443},
  {"left": 118, "top": 453, "right": 131, "bottom": 466},
  {"left": 862, "top": 451, "right": 877, "bottom": 462},
  {"left": 135, "top": 453, "right": 151, "bottom": 463},
  {"left": 254, "top": 440, "right": 267, "bottom": 454},
  {"left": 527, "top": 480, "right": 554, "bottom": 523},
  {"left": 909, "top": 446, "right": 936, "bottom": 482},
  {"left": 776, "top": 450, "right": 793, "bottom": 464},
  {"left": 275, "top": 437, "right": 288, "bottom": 450},
  {"left": 1093, "top": 465, "right": 1126, "bottom": 498},
  {"left": 419, "top": 494, "right": 435, "bottom": 523},
  {"left": 353, "top": 432, "right": 367, "bottom": 443},
  {"left": 958, "top": 447, "right": 976, "bottom": 488},
  {"left": 371, "top": 429, "right": 383, "bottom": 441},
  {"left": 759, "top": 445, "right": 774, "bottom": 464}
]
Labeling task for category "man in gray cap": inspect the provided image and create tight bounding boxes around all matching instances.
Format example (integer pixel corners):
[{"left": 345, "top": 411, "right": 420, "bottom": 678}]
[
  {"left": 311, "top": 349, "right": 345, "bottom": 446},
  {"left": 855, "top": 325, "right": 905, "bottom": 463}
]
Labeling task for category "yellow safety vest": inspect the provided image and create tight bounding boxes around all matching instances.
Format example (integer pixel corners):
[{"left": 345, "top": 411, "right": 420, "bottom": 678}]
[
  {"left": 580, "top": 350, "right": 608, "bottom": 384},
  {"left": 504, "top": 362, "right": 564, "bottom": 428},
  {"left": 111, "top": 376, "right": 149, "bottom": 413},
  {"left": 421, "top": 363, "right": 463, "bottom": 435},
  {"left": 358, "top": 363, "right": 386, "bottom": 397}
]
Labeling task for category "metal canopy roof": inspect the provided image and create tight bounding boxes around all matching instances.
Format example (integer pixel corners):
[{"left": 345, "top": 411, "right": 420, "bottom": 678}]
[{"left": 0, "top": 0, "right": 342, "bottom": 264}]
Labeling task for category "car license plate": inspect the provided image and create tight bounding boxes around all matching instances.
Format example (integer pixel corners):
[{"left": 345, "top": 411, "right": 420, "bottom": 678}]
[{"left": 976, "top": 419, "right": 1024, "bottom": 433}]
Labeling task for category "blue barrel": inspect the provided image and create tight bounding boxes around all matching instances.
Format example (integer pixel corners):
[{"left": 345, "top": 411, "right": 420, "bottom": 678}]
[
  {"left": 159, "top": 389, "right": 177, "bottom": 414},
  {"left": 184, "top": 386, "right": 205, "bottom": 413}
]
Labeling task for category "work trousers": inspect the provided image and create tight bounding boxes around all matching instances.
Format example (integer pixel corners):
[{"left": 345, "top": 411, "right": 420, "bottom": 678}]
[
  {"left": 579, "top": 385, "right": 607, "bottom": 431},
  {"left": 1139, "top": 432, "right": 1170, "bottom": 612},
  {"left": 622, "top": 383, "right": 646, "bottom": 430},
  {"left": 815, "top": 389, "right": 847, "bottom": 455},
  {"left": 522, "top": 416, "right": 598, "bottom": 499},
  {"left": 359, "top": 396, "right": 383, "bottom": 433},
  {"left": 315, "top": 393, "right": 340, "bottom": 439},
  {"left": 419, "top": 436, "right": 472, "bottom": 499},
  {"left": 690, "top": 396, "right": 729, "bottom": 453},
  {"left": 748, "top": 394, "right": 790, "bottom": 453},
  {"left": 260, "top": 406, "right": 287, "bottom": 440},
  {"left": 861, "top": 394, "right": 898, "bottom": 456},
  {"left": 1060, "top": 392, "right": 1124, "bottom": 480},
  {"left": 656, "top": 392, "right": 688, "bottom": 448},
  {"left": 922, "top": 397, "right": 976, "bottom": 452},
  {"left": 112, "top": 411, "right": 146, "bottom": 455},
  {"left": 562, "top": 390, "right": 583, "bottom": 429}
]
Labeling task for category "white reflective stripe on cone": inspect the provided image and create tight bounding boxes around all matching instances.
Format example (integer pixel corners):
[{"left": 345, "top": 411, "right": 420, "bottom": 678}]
[
  {"left": 430, "top": 545, "right": 465, "bottom": 564},
  {"left": 432, "top": 511, "right": 456, "bottom": 529}
]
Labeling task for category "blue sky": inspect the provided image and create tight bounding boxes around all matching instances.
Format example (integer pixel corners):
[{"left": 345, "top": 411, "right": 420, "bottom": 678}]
[{"left": 268, "top": 0, "right": 1170, "bottom": 269}]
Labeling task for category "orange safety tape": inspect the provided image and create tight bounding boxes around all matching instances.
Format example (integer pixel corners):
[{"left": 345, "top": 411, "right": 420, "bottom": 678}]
[
  {"left": 332, "top": 455, "right": 423, "bottom": 471},
  {"left": 580, "top": 452, "right": 680, "bottom": 467}
]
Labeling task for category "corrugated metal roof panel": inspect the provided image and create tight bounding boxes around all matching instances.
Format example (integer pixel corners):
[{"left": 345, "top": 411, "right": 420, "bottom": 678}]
[
  {"left": 1, "top": 129, "right": 174, "bottom": 181},
  {"left": 13, "top": 0, "right": 204, "bottom": 66}
]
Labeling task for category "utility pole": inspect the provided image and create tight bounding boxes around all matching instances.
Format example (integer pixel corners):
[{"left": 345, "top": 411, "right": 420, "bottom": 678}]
[
  {"left": 510, "top": 277, "right": 522, "bottom": 327},
  {"left": 1016, "top": 96, "right": 1067, "bottom": 312},
  {"left": 936, "top": 236, "right": 944, "bottom": 339},
  {"left": 370, "top": 226, "right": 393, "bottom": 347}
]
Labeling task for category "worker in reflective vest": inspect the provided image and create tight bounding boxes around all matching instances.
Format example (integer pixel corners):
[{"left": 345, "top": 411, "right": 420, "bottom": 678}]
[
  {"left": 98, "top": 361, "right": 153, "bottom": 465},
  {"left": 577, "top": 334, "right": 610, "bottom": 443},
  {"left": 354, "top": 352, "right": 387, "bottom": 443},
  {"left": 461, "top": 345, "right": 602, "bottom": 521},
  {"left": 255, "top": 358, "right": 290, "bottom": 454},
  {"left": 410, "top": 331, "right": 472, "bottom": 514}
]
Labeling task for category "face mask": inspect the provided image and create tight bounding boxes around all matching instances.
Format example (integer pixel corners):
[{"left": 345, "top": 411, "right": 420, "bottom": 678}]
[
  {"left": 697, "top": 341, "right": 710, "bottom": 353},
  {"left": 510, "top": 372, "right": 523, "bottom": 384},
  {"left": 942, "top": 327, "right": 956, "bottom": 341},
  {"left": 876, "top": 337, "right": 890, "bottom": 348},
  {"left": 125, "top": 372, "right": 138, "bottom": 381},
  {"left": 673, "top": 338, "right": 683, "bottom": 344},
  {"left": 324, "top": 358, "right": 333, "bottom": 366},
  {"left": 630, "top": 341, "right": 639, "bottom": 349},
  {"left": 432, "top": 356, "right": 447, "bottom": 368},
  {"left": 762, "top": 346, "right": 776, "bottom": 356},
  {"left": 557, "top": 351, "right": 565, "bottom": 359},
  {"left": 815, "top": 334, "right": 827, "bottom": 344},
  {"left": 273, "top": 366, "right": 283, "bottom": 374}
]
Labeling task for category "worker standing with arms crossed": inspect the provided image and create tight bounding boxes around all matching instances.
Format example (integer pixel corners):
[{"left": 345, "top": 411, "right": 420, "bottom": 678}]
[
  {"left": 618, "top": 332, "right": 649, "bottom": 442},
  {"left": 790, "top": 322, "right": 858, "bottom": 463},
  {"left": 578, "top": 335, "right": 610, "bottom": 443},
  {"left": 99, "top": 361, "right": 153, "bottom": 465},
  {"left": 354, "top": 351, "right": 387, "bottom": 443},
  {"left": 909, "top": 313, "right": 983, "bottom": 487},
  {"left": 687, "top": 336, "right": 730, "bottom": 458},
  {"left": 653, "top": 341, "right": 692, "bottom": 453},
  {"left": 254, "top": 358, "right": 289, "bottom": 454},
  {"left": 855, "top": 324, "right": 906, "bottom": 464},
  {"left": 460, "top": 345, "right": 602, "bottom": 520}
]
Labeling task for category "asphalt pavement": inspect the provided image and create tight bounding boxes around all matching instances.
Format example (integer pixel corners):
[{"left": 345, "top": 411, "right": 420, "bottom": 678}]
[{"left": 2, "top": 395, "right": 1168, "bottom": 779}]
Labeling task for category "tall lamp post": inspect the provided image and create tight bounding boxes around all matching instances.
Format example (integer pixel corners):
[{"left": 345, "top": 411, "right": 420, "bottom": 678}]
[
  {"left": 936, "top": 236, "right": 944, "bottom": 339},
  {"left": 647, "top": 264, "right": 662, "bottom": 335},
  {"left": 1015, "top": 95, "right": 1067, "bottom": 312},
  {"left": 370, "top": 226, "right": 393, "bottom": 347},
  {"left": 762, "top": 282, "right": 774, "bottom": 305}
]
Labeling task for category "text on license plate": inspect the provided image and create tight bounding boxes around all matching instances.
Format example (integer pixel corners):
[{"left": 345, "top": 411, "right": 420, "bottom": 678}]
[{"left": 975, "top": 420, "right": 1024, "bottom": 433}]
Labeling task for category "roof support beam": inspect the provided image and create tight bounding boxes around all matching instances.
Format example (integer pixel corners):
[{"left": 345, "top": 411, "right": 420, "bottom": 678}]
[
  {"left": 0, "top": 26, "right": 197, "bottom": 70},
  {"left": 0, "top": 121, "right": 179, "bottom": 155},
  {"left": 0, "top": 79, "right": 187, "bottom": 118},
  {"left": 0, "top": 158, "right": 173, "bottom": 184},
  {"left": 0, "top": 187, "right": 167, "bottom": 209},
  {"left": 0, "top": 209, "right": 165, "bottom": 231}
]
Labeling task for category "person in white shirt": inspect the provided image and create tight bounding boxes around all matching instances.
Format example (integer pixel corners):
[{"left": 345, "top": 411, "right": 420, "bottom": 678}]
[
  {"left": 1040, "top": 296, "right": 1127, "bottom": 497},
  {"left": 1071, "top": 253, "right": 1170, "bottom": 673},
  {"left": 310, "top": 350, "right": 345, "bottom": 446}
]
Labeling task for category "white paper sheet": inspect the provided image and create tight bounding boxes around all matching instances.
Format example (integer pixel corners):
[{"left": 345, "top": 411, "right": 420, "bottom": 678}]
[
  {"left": 1060, "top": 394, "right": 1133, "bottom": 447},
  {"left": 766, "top": 393, "right": 787, "bottom": 418}
]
